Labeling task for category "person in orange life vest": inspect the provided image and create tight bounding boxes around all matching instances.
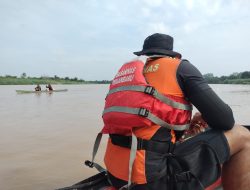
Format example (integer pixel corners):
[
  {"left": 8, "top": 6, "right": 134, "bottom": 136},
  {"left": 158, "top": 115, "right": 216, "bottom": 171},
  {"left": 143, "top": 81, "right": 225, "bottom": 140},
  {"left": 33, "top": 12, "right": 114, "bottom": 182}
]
[
  {"left": 46, "top": 83, "right": 53, "bottom": 91},
  {"left": 103, "top": 33, "right": 250, "bottom": 190}
]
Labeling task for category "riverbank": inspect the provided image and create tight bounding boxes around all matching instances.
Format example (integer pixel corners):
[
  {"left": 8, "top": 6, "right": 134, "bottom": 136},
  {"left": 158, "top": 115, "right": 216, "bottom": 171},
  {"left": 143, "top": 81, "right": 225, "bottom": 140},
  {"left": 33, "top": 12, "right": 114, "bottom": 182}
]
[
  {"left": 218, "top": 78, "right": 250, "bottom": 84},
  {"left": 0, "top": 76, "right": 110, "bottom": 85},
  {"left": 1, "top": 75, "right": 250, "bottom": 85},
  {"left": 203, "top": 72, "right": 250, "bottom": 84}
]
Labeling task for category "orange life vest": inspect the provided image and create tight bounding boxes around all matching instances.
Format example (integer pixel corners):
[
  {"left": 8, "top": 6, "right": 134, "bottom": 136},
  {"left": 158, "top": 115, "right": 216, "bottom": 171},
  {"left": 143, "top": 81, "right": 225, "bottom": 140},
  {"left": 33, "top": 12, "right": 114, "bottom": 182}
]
[{"left": 104, "top": 57, "right": 192, "bottom": 184}]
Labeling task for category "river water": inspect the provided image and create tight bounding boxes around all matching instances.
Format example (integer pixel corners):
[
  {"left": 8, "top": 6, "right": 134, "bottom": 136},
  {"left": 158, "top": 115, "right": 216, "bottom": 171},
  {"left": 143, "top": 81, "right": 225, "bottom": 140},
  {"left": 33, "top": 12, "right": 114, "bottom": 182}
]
[{"left": 0, "top": 84, "right": 250, "bottom": 190}]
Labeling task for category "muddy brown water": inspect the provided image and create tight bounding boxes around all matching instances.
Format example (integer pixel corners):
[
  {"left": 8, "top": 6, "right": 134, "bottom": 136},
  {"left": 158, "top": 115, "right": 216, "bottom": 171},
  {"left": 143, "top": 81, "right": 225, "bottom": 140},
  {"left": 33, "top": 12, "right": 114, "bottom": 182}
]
[{"left": 0, "top": 84, "right": 249, "bottom": 190}]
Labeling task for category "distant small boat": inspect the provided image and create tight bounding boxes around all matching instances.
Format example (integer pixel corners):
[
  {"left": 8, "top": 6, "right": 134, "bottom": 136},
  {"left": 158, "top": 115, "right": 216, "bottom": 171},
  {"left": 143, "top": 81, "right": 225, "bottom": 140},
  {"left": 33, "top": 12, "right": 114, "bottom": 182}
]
[{"left": 16, "top": 89, "right": 68, "bottom": 94}]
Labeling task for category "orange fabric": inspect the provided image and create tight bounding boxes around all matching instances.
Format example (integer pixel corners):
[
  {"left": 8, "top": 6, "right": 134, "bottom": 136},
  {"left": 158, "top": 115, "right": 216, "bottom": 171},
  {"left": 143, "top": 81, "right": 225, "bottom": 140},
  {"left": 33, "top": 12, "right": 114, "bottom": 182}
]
[
  {"left": 143, "top": 57, "right": 184, "bottom": 97},
  {"left": 104, "top": 57, "right": 187, "bottom": 184},
  {"left": 104, "top": 125, "right": 160, "bottom": 184},
  {"left": 144, "top": 57, "right": 184, "bottom": 145},
  {"left": 104, "top": 139, "right": 147, "bottom": 184},
  {"left": 171, "top": 130, "right": 176, "bottom": 143}
]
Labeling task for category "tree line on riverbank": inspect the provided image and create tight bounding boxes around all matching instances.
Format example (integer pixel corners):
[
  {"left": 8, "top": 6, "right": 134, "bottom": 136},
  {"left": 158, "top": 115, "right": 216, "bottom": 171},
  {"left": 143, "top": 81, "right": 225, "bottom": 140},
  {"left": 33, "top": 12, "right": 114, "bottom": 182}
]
[
  {"left": 0, "top": 73, "right": 110, "bottom": 85},
  {"left": 203, "top": 71, "right": 250, "bottom": 84},
  {"left": 1, "top": 71, "right": 250, "bottom": 85}
]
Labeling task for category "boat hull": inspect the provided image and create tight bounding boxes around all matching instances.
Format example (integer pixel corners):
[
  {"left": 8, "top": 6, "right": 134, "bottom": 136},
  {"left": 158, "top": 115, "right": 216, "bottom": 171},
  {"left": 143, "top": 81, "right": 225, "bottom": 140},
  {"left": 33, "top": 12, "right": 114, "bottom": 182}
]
[{"left": 16, "top": 89, "right": 68, "bottom": 94}]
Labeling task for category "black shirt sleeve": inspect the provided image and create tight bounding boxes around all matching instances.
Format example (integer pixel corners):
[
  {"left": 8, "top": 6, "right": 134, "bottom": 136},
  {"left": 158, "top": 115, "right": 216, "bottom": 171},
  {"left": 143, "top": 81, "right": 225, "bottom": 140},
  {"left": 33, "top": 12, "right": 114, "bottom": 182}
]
[{"left": 176, "top": 60, "right": 235, "bottom": 130}]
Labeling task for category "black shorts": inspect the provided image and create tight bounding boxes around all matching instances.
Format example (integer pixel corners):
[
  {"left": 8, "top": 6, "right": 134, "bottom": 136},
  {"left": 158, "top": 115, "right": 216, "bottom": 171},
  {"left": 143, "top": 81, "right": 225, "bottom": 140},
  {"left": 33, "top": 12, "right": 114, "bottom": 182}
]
[{"left": 108, "top": 129, "right": 230, "bottom": 190}]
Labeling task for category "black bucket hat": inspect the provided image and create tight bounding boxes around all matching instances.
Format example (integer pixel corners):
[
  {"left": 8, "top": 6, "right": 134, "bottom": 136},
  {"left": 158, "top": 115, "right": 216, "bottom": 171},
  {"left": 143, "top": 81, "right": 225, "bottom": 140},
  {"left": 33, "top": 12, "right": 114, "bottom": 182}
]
[{"left": 133, "top": 33, "right": 182, "bottom": 58}]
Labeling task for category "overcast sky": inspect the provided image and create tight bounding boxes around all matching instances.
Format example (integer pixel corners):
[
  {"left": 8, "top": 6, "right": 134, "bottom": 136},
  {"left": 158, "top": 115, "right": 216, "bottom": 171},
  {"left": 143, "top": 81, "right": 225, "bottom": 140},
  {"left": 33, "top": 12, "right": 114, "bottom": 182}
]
[{"left": 0, "top": 0, "right": 250, "bottom": 80}]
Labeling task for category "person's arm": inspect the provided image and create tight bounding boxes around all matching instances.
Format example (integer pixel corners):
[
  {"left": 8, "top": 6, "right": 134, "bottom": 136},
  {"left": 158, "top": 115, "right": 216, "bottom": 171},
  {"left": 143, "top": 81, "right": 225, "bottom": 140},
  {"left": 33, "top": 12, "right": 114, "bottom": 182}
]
[{"left": 176, "top": 60, "right": 235, "bottom": 130}]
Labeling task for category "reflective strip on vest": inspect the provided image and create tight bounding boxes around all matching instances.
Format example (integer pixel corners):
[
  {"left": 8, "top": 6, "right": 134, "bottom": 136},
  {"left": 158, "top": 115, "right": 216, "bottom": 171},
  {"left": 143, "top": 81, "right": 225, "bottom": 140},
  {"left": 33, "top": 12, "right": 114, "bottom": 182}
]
[
  {"left": 106, "top": 85, "right": 192, "bottom": 111},
  {"left": 103, "top": 106, "right": 190, "bottom": 131}
]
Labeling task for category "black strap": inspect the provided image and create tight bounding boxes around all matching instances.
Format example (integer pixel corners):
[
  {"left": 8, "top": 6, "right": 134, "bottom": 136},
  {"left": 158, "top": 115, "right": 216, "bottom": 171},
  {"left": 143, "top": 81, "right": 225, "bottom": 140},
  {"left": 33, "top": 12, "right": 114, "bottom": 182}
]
[
  {"left": 110, "top": 134, "right": 175, "bottom": 154},
  {"left": 175, "top": 171, "right": 192, "bottom": 182},
  {"left": 84, "top": 160, "right": 106, "bottom": 173},
  {"left": 175, "top": 171, "right": 205, "bottom": 190}
]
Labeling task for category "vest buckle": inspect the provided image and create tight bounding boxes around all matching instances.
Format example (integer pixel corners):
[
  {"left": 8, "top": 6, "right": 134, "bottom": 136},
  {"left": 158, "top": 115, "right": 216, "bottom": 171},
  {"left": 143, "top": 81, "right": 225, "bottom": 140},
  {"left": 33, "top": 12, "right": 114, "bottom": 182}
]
[
  {"left": 138, "top": 108, "right": 149, "bottom": 117},
  {"left": 144, "top": 86, "right": 155, "bottom": 95},
  {"left": 137, "top": 138, "right": 144, "bottom": 150},
  {"left": 85, "top": 160, "right": 94, "bottom": 168}
]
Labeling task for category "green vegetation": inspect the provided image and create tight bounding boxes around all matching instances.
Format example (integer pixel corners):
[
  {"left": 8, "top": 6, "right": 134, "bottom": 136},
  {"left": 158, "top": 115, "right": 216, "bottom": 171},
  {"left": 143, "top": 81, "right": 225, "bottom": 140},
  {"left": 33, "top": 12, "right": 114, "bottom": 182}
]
[
  {"left": 203, "top": 71, "right": 250, "bottom": 84},
  {"left": 0, "top": 74, "right": 110, "bottom": 85},
  {"left": 1, "top": 71, "right": 250, "bottom": 85}
]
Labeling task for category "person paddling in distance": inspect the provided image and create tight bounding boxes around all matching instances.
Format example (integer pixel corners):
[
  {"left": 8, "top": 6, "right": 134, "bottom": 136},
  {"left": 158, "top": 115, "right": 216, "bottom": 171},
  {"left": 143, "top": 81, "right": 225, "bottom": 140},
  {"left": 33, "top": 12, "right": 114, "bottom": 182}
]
[
  {"left": 35, "top": 84, "right": 41, "bottom": 91},
  {"left": 46, "top": 83, "right": 53, "bottom": 91},
  {"left": 95, "top": 33, "right": 250, "bottom": 190}
]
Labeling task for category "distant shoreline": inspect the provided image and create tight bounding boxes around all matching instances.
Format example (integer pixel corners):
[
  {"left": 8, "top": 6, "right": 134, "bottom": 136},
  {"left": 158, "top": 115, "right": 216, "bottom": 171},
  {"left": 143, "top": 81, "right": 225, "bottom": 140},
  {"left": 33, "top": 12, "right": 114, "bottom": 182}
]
[
  {"left": 1, "top": 72, "right": 250, "bottom": 85},
  {"left": 0, "top": 76, "right": 111, "bottom": 85},
  {"left": 203, "top": 72, "right": 250, "bottom": 84}
]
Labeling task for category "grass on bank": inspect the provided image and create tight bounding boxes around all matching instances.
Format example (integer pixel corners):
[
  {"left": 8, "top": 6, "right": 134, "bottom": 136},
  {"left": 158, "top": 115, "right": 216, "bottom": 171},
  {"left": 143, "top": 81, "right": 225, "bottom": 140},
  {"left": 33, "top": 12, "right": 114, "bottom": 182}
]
[
  {"left": 1, "top": 71, "right": 250, "bottom": 85},
  {"left": 0, "top": 76, "right": 110, "bottom": 85},
  {"left": 223, "top": 78, "right": 250, "bottom": 84}
]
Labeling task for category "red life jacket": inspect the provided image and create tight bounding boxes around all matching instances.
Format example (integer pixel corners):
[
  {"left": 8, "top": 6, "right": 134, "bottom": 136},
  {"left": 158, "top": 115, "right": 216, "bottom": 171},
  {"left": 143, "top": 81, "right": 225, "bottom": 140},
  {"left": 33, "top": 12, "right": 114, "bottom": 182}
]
[{"left": 102, "top": 60, "right": 192, "bottom": 136}]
